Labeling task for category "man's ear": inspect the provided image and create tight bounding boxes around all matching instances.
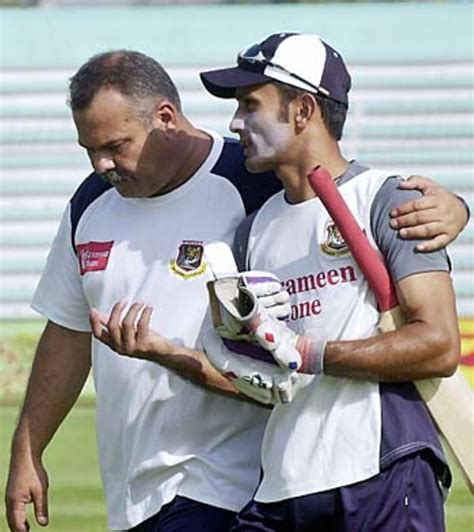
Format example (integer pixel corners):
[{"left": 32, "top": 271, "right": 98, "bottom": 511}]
[
  {"left": 294, "top": 93, "right": 318, "bottom": 131},
  {"left": 154, "top": 99, "right": 178, "bottom": 131}
]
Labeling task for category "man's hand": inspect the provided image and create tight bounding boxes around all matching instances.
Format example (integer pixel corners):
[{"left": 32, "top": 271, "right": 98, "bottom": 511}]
[
  {"left": 209, "top": 271, "right": 290, "bottom": 342},
  {"left": 201, "top": 329, "right": 297, "bottom": 405},
  {"left": 90, "top": 300, "right": 172, "bottom": 360},
  {"left": 211, "top": 274, "right": 326, "bottom": 374},
  {"left": 390, "top": 175, "right": 469, "bottom": 252},
  {"left": 249, "top": 310, "right": 326, "bottom": 375},
  {"left": 5, "top": 453, "right": 49, "bottom": 532}
]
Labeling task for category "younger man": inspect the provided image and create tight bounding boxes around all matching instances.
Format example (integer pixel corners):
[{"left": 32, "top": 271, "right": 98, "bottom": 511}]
[{"left": 201, "top": 33, "right": 461, "bottom": 531}]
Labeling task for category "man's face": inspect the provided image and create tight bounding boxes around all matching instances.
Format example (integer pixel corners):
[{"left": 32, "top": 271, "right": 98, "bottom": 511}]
[
  {"left": 230, "top": 83, "right": 292, "bottom": 173},
  {"left": 73, "top": 87, "right": 169, "bottom": 198}
]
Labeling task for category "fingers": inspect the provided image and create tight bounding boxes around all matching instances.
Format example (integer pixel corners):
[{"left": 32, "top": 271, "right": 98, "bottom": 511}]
[
  {"left": 398, "top": 221, "right": 445, "bottom": 240},
  {"left": 90, "top": 301, "right": 153, "bottom": 356},
  {"left": 32, "top": 485, "right": 48, "bottom": 528},
  {"left": 244, "top": 279, "right": 282, "bottom": 297},
  {"left": 6, "top": 498, "right": 30, "bottom": 532},
  {"left": 399, "top": 175, "right": 436, "bottom": 194},
  {"left": 89, "top": 308, "right": 110, "bottom": 342},
  {"left": 121, "top": 301, "right": 145, "bottom": 352},
  {"left": 390, "top": 205, "right": 442, "bottom": 231},
  {"left": 106, "top": 300, "right": 128, "bottom": 348},
  {"left": 136, "top": 305, "right": 153, "bottom": 340},
  {"left": 258, "top": 290, "right": 290, "bottom": 308},
  {"left": 7, "top": 484, "right": 48, "bottom": 531},
  {"left": 390, "top": 195, "right": 437, "bottom": 220},
  {"left": 415, "top": 234, "right": 450, "bottom": 253}
]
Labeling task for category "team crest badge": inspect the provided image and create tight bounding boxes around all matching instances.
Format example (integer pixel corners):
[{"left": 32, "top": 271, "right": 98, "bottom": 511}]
[
  {"left": 170, "top": 240, "right": 207, "bottom": 278},
  {"left": 320, "top": 220, "right": 349, "bottom": 257}
]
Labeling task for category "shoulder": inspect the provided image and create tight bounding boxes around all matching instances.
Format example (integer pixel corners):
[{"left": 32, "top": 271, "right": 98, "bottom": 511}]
[
  {"left": 70, "top": 172, "right": 113, "bottom": 213},
  {"left": 373, "top": 175, "right": 422, "bottom": 208},
  {"left": 70, "top": 172, "right": 113, "bottom": 250}
]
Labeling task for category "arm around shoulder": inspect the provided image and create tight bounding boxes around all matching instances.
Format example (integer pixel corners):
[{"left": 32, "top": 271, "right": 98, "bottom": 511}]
[{"left": 390, "top": 176, "right": 470, "bottom": 251}]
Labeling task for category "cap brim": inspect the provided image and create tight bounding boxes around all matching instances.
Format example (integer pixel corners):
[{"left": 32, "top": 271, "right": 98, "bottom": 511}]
[{"left": 200, "top": 67, "right": 271, "bottom": 99}]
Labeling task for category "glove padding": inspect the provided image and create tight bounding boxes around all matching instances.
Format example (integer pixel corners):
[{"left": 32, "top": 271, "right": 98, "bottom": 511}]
[
  {"left": 208, "top": 271, "right": 290, "bottom": 341},
  {"left": 201, "top": 329, "right": 297, "bottom": 405},
  {"left": 249, "top": 309, "right": 326, "bottom": 375}
]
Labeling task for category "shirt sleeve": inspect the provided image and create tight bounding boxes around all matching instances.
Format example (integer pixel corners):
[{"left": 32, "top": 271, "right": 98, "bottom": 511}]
[
  {"left": 370, "top": 176, "right": 450, "bottom": 283},
  {"left": 31, "top": 204, "right": 91, "bottom": 332}
]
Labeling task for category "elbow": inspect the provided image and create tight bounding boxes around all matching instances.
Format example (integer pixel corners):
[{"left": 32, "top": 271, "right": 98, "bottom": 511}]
[
  {"left": 429, "top": 329, "right": 461, "bottom": 378},
  {"left": 435, "top": 350, "right": 460, "bottom": 377}
]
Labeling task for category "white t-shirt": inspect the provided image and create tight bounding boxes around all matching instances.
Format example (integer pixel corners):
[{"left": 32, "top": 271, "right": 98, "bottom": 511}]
[
  {"left": 240, "top": 166, "right": 449, "bottom": 502},
  {"left": 31, "top": 130, "right": 280, "bottom": 529}
]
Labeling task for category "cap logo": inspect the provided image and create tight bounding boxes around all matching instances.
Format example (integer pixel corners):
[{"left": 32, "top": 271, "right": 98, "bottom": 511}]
[{"left": 243, "top": 49, "right": 266, "bottom": 63}]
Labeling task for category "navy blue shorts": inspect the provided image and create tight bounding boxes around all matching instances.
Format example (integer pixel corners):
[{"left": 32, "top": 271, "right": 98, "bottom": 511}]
[
  {"left": 231, "top": 453, "right": 445, "bottom": 531},
  {"left": 129, "top": 496, "right": 236, "bottom": 532}
]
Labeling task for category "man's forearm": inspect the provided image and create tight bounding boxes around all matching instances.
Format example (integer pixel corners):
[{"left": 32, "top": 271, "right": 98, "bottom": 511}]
[
  {"left": 322, "top": 273, "right": 460, "bottom": 382},
  {"left": 137, "top": 343, "right": 241, "bottom": 397},
  {"left": 12, "top": 322, "right": 91, "bottom": 458},
  {"left": 323, "top": 321, "right": 459, "bottom": 382}
]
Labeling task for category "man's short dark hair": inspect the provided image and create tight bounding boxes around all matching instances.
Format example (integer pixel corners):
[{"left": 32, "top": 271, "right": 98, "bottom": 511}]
[
  {"left": 276, "top": 82, "right": 347, "bottom": 141},
  {"left": 68, "top": 50, "right": 182, "bottom": 117}
]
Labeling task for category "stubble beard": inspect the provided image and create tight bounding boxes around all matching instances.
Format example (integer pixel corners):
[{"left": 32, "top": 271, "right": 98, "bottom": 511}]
[{"left": 101, "top": 169, "right": 133, "bottom": 186}]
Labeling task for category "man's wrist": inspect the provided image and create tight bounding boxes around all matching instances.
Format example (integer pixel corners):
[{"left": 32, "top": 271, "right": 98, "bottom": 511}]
[{"left": 296, "top": 331, "right": 327, "bottom": 375}]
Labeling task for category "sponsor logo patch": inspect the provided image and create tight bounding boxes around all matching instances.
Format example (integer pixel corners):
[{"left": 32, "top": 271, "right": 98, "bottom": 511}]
[
  {"left": 170, "top": 240, "right": 207, "bottom": 279},
  {"left": 320, "top": 220, "right": 349, "bottom": 257},
  {"left": 76, "top": 241, "right": 114, "bottom": 275}
]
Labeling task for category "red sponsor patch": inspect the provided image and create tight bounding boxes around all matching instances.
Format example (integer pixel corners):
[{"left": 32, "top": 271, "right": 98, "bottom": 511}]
[{"left": 76, "top": 241, "right": 114, "bottom": 275}]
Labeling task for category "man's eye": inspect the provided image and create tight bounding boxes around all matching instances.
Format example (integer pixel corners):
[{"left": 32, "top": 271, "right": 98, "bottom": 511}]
[
  {"left": 245, "top": 101, "right": 258, "bottom": 112},
  {"left": 110, "top": 144, "right": 124, "bottom": 154}
]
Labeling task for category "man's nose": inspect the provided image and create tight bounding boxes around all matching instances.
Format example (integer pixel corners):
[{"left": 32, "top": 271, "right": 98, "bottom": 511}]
[
  {"left": 92, "top": 153, "right": 115, "bottom": 174},
  {"left": 230, "top": 117, "right": 244, "bottom": 134}
]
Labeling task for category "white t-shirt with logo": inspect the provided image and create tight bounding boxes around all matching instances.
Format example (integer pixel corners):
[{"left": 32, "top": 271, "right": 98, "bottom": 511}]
[
  {"left": 239, "top": 166, "right": 449, "bottom": 502},
  {"left": 31, "top": 131, "right": 279, "bottom": 529}
]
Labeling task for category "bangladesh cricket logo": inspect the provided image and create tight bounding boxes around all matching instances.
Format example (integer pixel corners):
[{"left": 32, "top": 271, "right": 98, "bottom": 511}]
[
  {"left": 170, "top": 240, "right": 207, "bottom": 278},
  {"left": 320, "top": 219, "right": 350, "bottom": 257}
]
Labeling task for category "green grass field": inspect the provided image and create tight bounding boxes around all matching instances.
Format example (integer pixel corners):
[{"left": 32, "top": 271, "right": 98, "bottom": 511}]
[
  {"left": 0, "top": 325, "right": 473, "bottom": 531},
  {"left": 1, "top": 405, "right": 107, "bottom": 531},
  {"left": 1, "top": 404, "right": 473, "bottom": 531}
]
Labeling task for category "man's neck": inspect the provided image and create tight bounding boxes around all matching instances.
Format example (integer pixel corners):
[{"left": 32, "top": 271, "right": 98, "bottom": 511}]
[
  {"left": 278, "top": 147, "right": 348, "bottom": 204},
  {"left": 159, "top": 125, "right": 213, "bottom": 195}
]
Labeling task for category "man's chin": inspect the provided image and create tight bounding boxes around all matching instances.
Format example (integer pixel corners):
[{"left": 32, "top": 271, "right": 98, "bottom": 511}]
[
  {"left": 112, "top": 181, "right": 140, "bottom": 198},
  {"left": 244, "top": 157, "right": 273, "bottom": 174}
]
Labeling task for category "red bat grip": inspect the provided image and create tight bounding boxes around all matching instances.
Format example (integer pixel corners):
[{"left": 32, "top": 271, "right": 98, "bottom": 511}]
[{"left": 308, "top": 166, "right": 398, "bottom": 312}]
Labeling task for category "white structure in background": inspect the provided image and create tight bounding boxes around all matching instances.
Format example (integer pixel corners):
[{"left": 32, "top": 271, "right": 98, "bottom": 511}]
[{"left": 0, "top": 60, "right": 473, "bottom": 319}]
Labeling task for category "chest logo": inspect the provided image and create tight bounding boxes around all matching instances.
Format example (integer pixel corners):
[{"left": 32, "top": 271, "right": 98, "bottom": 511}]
[
  {"left": 170, "top": 240, "right": 207, "bottom": 279},
  {"left": 320, "top": 220, "right": 349, "bottom": 257},
  {"left": 76, "top": 241, "right": 114, "bottom": 275}
]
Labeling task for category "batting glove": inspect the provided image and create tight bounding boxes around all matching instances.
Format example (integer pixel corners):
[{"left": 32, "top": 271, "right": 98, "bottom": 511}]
[
  {"left": 208, "top": 271, "right": 290, "bottom": 342},
  {"left": 248, "top": 309, "right": 327, "bottom": 375},
  {"left": 210, "top": 272, "right": 326, "bottom": 374},
  {"left": 201, "top": 329, "right": 297, "bottom": 405}
]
